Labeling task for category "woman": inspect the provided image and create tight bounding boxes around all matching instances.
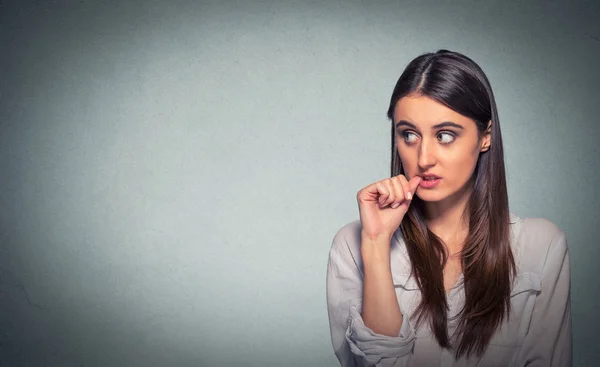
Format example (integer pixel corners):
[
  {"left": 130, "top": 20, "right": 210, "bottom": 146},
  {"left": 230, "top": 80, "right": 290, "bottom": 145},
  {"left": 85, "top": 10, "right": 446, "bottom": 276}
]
[{"left": 326, "top": 50, "right": 571, "bottom": 366}]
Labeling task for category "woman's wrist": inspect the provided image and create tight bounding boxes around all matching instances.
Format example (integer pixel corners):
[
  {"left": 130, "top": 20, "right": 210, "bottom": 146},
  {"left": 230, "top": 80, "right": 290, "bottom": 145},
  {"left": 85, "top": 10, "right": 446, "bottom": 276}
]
[{"left": 360, "top": 232, "right": 393, "bottom": 265}]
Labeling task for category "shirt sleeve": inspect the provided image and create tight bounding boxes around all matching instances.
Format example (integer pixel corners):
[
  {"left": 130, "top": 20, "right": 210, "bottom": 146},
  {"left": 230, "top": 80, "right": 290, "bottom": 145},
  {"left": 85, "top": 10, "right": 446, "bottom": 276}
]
[
  {"left": 516, "top": 230, "right": 572, "bottom": 366},
  {"left": 326, "top": 227, "right": 416, "bottom": 366}
]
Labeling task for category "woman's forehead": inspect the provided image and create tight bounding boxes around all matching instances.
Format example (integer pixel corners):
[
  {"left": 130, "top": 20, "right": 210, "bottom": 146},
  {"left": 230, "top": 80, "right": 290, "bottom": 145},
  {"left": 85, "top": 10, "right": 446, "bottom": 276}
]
[{"left": 393, "top": 95, "right": 475, "bottom": 128}]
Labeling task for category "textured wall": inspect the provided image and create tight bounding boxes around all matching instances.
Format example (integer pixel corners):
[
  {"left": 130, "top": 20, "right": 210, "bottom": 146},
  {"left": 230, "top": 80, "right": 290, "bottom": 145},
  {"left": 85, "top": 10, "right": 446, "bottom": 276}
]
[{"left": 1, "top": 0, "right": 598, "bottom": 366}]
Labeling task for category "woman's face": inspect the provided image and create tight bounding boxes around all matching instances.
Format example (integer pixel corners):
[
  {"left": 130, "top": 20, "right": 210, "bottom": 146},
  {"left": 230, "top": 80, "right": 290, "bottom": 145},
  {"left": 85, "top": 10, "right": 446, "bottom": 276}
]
[{"left": 393, "top": 94, "right": 490, "bottom": 203}]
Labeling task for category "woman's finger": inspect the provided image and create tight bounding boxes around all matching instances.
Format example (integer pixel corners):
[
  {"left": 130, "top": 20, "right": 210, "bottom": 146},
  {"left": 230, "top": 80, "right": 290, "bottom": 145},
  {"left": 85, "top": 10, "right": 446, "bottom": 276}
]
[
  {"left": 375, "top": 182, "right": 390, "bottom": 206},
  {"left": 378, "top": 179, "right": 396, "bottom": 207},
  {"left": 397, "top": 175, "right": 412, "bottom": 201},
  {"left": 408, "top": 175, "right": 422, "bottom": 194},
  {"left": 390, "top": 176, "right": 406, "bottom": 209}
]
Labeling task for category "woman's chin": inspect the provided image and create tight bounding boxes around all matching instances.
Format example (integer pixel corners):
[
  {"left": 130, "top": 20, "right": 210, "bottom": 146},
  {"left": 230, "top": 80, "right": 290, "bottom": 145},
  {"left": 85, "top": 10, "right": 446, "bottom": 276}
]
[{"left": 415, "top": 190, "right": 446, "bottom": 203}]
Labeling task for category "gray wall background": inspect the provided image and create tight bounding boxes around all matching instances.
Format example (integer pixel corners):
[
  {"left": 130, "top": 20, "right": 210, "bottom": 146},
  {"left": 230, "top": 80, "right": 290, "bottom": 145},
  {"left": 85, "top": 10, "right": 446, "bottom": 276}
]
[{"left": 1, "top": 0, "right": 598, "bottom": 366}]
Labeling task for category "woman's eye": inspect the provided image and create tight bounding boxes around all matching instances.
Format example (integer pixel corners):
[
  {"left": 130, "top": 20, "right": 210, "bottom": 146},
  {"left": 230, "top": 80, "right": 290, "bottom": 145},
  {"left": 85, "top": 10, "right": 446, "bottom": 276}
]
[
  {"left": 437, "top": 132, "right": 455, "bottom": 144},
  {"left": 403, "top": 132, "right": 418, "bottom": 143}
]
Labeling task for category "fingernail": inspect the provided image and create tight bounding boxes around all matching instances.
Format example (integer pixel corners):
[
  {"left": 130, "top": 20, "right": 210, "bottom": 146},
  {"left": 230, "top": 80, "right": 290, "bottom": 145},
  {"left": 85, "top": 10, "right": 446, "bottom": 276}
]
[
  {"left": 391, "top": 202, "right": 400, "bottom": 209},
  {"left": 406, "top": 192, "right": 412, "bottom": 200}
]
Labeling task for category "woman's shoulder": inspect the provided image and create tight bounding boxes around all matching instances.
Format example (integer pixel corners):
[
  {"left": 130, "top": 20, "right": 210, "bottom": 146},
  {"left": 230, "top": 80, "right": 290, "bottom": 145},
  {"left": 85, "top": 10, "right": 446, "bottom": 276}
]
[
  {"left": 327, "top": 220, "right": 365, "bottom": 278},
  {"left": 332, "top": 220, "right": 362, "bottom": 241},
  {"left": 510, "top": 213, "right": 569, "bottom": 275},
  {"left": 511, "top": 213, "right": 567, "bottom": 248},
  {"left": 330, "top": 220, "right": 363, "bottom": 256}
]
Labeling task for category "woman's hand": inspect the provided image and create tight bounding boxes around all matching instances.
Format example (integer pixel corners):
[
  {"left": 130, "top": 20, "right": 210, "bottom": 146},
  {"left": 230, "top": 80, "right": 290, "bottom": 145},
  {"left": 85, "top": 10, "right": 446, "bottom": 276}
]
[{"left": 357, "top": 174, "right": 422, "bottom": 242}]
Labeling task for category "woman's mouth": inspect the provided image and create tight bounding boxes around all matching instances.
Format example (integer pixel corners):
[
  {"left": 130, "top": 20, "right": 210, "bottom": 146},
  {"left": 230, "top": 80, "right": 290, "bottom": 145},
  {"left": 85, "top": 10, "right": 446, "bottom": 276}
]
[{"left": 419, "top": 174, "right": 441, "bottom": 189}]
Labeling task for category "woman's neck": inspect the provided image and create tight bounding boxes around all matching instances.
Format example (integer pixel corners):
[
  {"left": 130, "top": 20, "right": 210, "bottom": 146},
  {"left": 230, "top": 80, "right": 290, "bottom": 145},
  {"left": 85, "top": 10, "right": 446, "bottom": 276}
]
[{"left": 423, "top": 183, "right": 472, "bottom": 255}]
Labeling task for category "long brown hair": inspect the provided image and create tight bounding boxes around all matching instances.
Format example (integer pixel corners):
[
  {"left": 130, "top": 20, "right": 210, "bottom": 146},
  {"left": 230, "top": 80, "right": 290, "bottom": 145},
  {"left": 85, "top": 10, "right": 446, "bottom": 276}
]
[{"left": 387, "top": 50, "right": 515, "bottom": 358}]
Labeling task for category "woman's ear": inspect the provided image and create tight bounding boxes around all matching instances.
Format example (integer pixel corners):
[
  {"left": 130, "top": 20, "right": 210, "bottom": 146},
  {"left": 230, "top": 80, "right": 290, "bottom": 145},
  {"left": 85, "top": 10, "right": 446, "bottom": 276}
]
[{"left": 480, "top": 120, "right": 492, "bottom": 152}]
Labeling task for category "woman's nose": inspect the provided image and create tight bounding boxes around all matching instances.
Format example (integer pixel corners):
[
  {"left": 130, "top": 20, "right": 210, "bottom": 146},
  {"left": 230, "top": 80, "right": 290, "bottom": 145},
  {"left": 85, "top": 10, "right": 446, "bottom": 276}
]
[{"left": 418, "top": 138, "right": 436, "bottom": 169}]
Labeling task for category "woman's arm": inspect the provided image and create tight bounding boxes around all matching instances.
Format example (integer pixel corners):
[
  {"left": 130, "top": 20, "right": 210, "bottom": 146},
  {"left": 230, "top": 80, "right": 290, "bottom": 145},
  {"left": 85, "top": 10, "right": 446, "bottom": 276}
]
[
  {"left": 517, "top": 231, "right": 572, "bottom": 366},
  {"left": 360, "top": 233, "right": 403, "bottom": 337},
  {"left": 326, "top": 224, "right": 415, "bottom": 367}
]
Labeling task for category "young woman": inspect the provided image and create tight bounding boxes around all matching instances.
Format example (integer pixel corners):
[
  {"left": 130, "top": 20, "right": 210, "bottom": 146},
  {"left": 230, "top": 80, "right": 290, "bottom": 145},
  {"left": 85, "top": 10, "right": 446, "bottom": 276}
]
[{"left": 326, "top": 50, "right": 572, "bottom": 366}]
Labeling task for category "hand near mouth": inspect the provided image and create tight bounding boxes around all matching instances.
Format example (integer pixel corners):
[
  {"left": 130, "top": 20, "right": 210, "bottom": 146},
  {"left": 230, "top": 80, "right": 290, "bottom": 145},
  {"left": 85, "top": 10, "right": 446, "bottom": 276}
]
[{"left": 356, "top": 174, "right": 423, "bottom": 243}]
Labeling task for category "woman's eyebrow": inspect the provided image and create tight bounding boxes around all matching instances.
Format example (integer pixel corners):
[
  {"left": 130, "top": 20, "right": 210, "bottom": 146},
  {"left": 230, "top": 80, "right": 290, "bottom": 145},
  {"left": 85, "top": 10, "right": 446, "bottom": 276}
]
[
  {"left": 395, "top": 120, "right": 464, "bottom": 130},
  {"left": 432, "top": 121, "right": 464, "bottom": 129},
  {"left": 395, "top": 120, "right": 417, "bottom": 129}
]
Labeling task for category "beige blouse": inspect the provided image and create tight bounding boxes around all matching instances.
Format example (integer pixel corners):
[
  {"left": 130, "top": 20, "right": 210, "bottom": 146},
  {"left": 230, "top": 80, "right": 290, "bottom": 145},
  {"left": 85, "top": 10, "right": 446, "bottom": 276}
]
[{"left": 326, "top": 213, "right": 571, "bottom": 366}]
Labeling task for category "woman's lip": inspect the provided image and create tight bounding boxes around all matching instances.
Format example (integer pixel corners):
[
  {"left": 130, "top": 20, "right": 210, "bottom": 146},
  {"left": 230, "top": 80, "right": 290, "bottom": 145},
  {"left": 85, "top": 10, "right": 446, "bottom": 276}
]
[{"left": 419, "top": 178, "right": 441, "bottom": 188}]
